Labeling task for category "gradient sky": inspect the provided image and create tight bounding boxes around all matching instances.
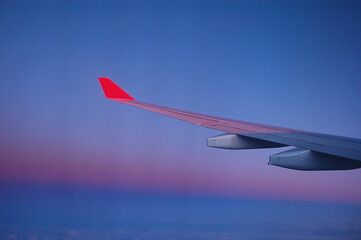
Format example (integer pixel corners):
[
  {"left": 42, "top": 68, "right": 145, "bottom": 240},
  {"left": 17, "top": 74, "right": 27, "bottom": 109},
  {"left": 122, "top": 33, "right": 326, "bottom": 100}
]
[
  {"left": 1, "top": 0, "right": 361, "bottom": 211},
  {"left": 1, "top": 1, "right": 361, "bottom": 238}
]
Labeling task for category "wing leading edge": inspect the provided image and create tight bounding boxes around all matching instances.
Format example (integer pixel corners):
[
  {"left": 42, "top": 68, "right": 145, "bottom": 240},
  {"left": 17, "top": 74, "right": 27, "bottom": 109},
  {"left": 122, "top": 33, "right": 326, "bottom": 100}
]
[{"left": 98, "top": 77, "right": 361, "bottom": 171}]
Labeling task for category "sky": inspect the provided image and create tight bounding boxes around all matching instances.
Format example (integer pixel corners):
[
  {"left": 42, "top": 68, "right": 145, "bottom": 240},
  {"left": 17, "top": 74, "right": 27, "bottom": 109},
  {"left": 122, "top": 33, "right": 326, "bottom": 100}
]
[{"left": 0, "top": 0, "right": 361, "bottom": 239}]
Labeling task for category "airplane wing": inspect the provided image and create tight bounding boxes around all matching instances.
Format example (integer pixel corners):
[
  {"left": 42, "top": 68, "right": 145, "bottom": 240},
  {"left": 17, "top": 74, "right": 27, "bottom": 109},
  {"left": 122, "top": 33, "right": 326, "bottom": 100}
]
[{"left": 99, "top": 77, "right": 361, "bottom": 171}]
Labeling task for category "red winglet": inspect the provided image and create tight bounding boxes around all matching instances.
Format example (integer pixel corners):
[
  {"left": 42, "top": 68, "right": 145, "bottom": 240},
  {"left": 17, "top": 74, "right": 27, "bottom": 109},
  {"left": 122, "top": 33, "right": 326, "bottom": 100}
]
[{"left": 98, "top": 77, "right": 135, "bottom": 101}]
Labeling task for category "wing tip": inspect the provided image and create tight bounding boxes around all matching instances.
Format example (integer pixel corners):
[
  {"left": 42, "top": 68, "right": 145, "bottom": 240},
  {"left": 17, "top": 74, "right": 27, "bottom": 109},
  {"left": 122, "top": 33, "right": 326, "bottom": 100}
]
[{"left": 98, "top": 77, "right": 135, "bottom": 101}]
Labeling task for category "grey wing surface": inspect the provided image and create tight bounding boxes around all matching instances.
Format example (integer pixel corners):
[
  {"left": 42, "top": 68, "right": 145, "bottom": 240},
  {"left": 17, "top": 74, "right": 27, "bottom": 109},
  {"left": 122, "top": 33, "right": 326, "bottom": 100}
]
[{"left": 99, "top": 77, "right": 361, "bottom": 171}]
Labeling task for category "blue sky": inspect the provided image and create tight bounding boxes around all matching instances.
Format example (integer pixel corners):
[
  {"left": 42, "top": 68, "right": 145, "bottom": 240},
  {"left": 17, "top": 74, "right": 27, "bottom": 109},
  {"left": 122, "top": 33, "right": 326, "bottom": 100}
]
[
  {"left": 1, "top": 184, "right": 361, "bottom": 239},
  {"left": 0, "top": 0, "right": 360, "bottom": 238}
]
